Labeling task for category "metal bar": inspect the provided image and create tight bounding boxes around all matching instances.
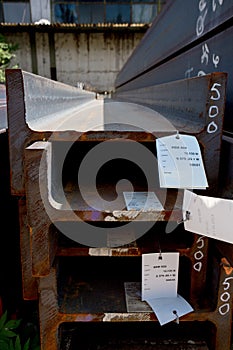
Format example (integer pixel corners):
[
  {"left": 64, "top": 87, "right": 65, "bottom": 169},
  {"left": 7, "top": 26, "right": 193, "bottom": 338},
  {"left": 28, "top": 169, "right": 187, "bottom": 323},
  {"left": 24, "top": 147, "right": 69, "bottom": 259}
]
[
  {"left": 114, "top": 26, "right": 233, "bottom": 134},
  {"left": 5, "top": 68, "right": 96, "bottom": 195},
  {"left": 113, "top": 72, "right": 227, "bottom": 192},
  {"left": 115, "top": 22, "right": 233, "bottom": 92},
  {"left": 24, "top": 142, "right": 56, "bottom": 276},
  {"left": 115, "top": 1, "right": 233, "bottom": 88},
  {"left": 18, "top": 198, "right": 38, "bottom": 300},
  {"left": 37, "top": 257, "right": 233, "bottom": 350},
  {"left": 24, "top": 140, "right": 183, "bottom": 276},
  {"left": 6, "top": 69, "right": 227, "bottom": 196},
  {"left": 6, "top": 69, "right": 33, "bottom": 196}
]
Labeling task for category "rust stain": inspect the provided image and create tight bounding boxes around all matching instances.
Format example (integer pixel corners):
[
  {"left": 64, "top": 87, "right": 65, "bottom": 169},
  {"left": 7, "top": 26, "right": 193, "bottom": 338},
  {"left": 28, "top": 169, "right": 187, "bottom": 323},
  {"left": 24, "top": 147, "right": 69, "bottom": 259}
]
[{"left": 221, "top": 257, "right": 233, "bottom": 275}]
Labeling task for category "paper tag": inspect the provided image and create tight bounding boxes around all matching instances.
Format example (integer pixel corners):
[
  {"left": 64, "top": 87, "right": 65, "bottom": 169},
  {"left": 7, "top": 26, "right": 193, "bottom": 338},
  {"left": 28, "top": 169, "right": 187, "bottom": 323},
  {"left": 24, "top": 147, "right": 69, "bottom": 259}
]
[
  {"left": 142, "top": 252, "right": 179, "bottom": 300},
  {"left": 146, "top": 294, "right": 194, "bottom": 326},
  {"left": 156, "top": 134, "right": 208, "bottom": 189},
  {"left": 123, "top": 192, "right": 164, "bottom": 211},
  {"left": 183, "top": 189, "right": 233, "bottom": 244},
  {"left": 89, "top": 248, "right": 111, "bottom": 256}
]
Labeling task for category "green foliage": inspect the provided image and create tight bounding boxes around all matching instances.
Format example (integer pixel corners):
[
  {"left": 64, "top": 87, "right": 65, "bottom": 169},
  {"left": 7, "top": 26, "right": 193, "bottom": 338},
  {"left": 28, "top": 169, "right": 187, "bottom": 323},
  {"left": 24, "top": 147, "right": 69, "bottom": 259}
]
[
  {"left": 0, "top": 34, "right": 18, "bottom": 83},
  {"left": 0, "top": 311, "right": 40, "bottom": 350}
]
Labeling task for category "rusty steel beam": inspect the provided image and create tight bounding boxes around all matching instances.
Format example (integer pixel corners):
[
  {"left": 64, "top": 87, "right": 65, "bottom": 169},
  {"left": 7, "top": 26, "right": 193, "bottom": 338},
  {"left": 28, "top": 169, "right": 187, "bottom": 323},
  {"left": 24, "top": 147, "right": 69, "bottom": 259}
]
[
  {"left": 24, "top": 139, "right": 183, "bottom": 276},
  {"left": 5, "top": 68, "right": 96, "bottom": 196},
  {"left": 6, "top": 69, "right": 232, "bottom": 350},
  {"left": 20, "top": 72, "right": 226, "bottom": 277},
  {"left": 6, "top": 70, "right": 227, "bottom": 196},
  {"left": 115, "top": 1, "right": 233, "bottom": 88},
  {"left": 18, "top": 198, "right": 38, "bottom": 300},
  {"left": 6, "top": 68, "right": 171, "bottom": 196},
  {"left": 114, "top": 25, "right": 233, "bottom": 134},
  {"left": 37, "top": 257, "right": 233, "bottom": 350},
  {"left": 113, "top": 72, "right": 227, "bottom": 191}
]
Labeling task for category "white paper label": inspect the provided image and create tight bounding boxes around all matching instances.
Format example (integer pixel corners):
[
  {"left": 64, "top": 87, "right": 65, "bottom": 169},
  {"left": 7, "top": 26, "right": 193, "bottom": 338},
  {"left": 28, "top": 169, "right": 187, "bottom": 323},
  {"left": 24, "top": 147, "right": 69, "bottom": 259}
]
[
  {"left": 141, "top": 252, "right": 193, "bottom": 325},
  {"left": 183, "top": 189, "right": 233, "bottom": 244},
  {"left": 123, "top": 192, "right": 164, "bottom": 211},
  {"left": 142, "top": 252, "right": 179, "bottom": 300},
  {"left": 146, "top": 294, "right": 194, "bottom": 326},
  {"left": 156, "top": 134, "right": 208, "bottom": 189}
]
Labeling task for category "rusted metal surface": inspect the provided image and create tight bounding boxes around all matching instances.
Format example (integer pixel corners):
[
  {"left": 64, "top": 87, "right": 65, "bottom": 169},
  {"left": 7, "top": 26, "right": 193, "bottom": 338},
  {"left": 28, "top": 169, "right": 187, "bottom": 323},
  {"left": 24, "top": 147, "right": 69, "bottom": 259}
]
[
  {"left": 23, "top": 142, "right": 213, "bottom": 277},
  {"left": 56, "top": 232, "right": 215, "bottom": 308},
  {"left": 56, "top": 221, "right": 193, "bottom": 258},
  {"left": 59, "top": 329, "right": 209, "bottom": 350},
  {"left": 113, "top": 72, "right": 227, "bottom": 191},
  {"left": 56, "top": 252, "right": 206, "bottom": 313},
  {"left": 3, "top": 2, "right": 233, "bottom": 348},
  {"left": 18, "top": 198, "right": 38, "bottom": 300},
  {"left": 113, "top": 73, "right": 224, "bottom": 132},
  {"left": 37, "top": 256, "right": 233, "bottom": 350},
  {"left": 5, "top": 69, "right": 231, "bottom": 349},
  {"left": 5, "top": 68, "right": 96, "bottom": 196},
  {"left": 24, "top": 139, "right": 183, "bottom": 276},
  {"left": 6, "top": 69, "right": 227, "bottom": 196},
  {"left": 16, "top": 72, "right": 225, "bottom": 276},
  {"left": 113, "top": 0, "right": 233, "bottom": 137}
]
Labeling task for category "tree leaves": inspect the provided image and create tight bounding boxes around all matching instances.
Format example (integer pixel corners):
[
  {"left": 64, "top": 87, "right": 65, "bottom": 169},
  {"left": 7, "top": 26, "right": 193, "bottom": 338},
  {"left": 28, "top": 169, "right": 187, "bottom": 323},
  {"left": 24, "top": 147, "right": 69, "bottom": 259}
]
[{"left": 0, "top": 34, "right": 19, "bottom": 83}]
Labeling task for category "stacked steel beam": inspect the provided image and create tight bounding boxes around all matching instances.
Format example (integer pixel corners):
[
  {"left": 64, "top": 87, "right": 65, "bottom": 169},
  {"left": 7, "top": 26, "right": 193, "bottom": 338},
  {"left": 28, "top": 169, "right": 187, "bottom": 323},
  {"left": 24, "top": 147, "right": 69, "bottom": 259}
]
[
  {"left": 4, "top": 67, "right": 233, "bottom": 350},
  {"left": 4, "top": 2, "right": 233, "bottom": 349}
]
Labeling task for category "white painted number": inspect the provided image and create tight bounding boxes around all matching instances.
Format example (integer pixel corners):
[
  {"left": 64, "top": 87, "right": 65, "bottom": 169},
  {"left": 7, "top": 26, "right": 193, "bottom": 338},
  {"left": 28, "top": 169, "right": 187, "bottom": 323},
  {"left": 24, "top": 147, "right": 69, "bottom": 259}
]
[
  {"left": 207, "top": 121, "right": 218, "bottom": 134},
  {"left": 219, "top": 303, "right": 230, "bottom": 316},
  {"left": 197, "top": 70, "right": 206, "bottom": 76},
  {"left": 212, "top": 0, "right": 224, "bottom": 12},
  {"left": 199, "top": 0, "right": 207, "bottom": 11},
  {"left": 207, "top": 83, "right": 221, "bottom": 134},
  {"left": 208, "top": 105, "right": 219, "bottom": 118},
  {"left": 223, "top": 277, "right": 233, "bottom": 290},
  {"left": 193, "top": 236, "right": 205, "bottom": 272},
  {"left": 212, "top": 54, "right": 220, "bottom": 68},
  {"left": 201, "top": 44, "right": 210, "bottom": 65},
  {"left": 210, "top": 83, "right": 221, "bottom": 100},
  {"left": 219, "top": 276, "right": 233, "bottom": 316},
  {"left": 197, "top": 236, "right": 205, "bottom": 249},
  {"left": 194, "top": 251, "right": 204, "bottom": 261},
  {"left": 196, "top": 9, "right": 208, "bottom": 36}
]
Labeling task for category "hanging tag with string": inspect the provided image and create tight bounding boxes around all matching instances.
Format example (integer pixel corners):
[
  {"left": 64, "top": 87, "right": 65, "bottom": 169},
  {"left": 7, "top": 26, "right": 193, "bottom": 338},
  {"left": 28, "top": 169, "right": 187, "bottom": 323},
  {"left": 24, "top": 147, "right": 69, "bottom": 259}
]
[
  {"left": 156, "top": 132, "right": 208, "bottom": 189},
  {"left": 142, "top": 252, "right": 179, "bottom": 300},
  {"left": 142, "top": 251, "right": 193, "bottom": 325}
]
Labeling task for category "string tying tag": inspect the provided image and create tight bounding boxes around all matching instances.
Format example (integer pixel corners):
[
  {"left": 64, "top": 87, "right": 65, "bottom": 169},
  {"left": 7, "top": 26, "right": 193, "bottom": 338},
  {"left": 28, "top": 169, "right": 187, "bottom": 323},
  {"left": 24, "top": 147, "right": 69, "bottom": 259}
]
[
  {"left": 175, "top": 130, "right": 180, "bottom": 139},
  {"left": 157, "top": 241, "right": 162, "bottom": 260},
  {"left": 173, "top": 310, "right": 179, "bottom": 324},
  {"left": 177, "top": 210, "right": 191, "bottom": 225}
]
